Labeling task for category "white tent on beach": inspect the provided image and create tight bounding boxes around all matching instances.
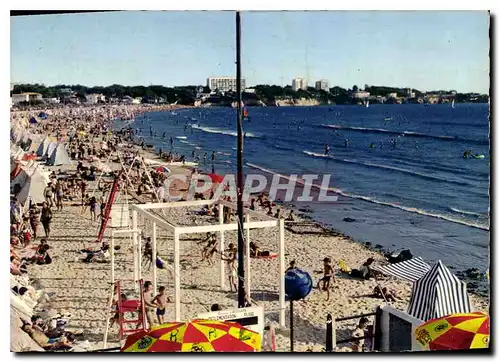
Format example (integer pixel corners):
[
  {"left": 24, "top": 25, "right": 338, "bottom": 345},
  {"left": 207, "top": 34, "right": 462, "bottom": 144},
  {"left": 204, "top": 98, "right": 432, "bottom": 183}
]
[
  {"left": 11, "top": 162, "right": 36, "bottom": 190},
  {"left": 42, "top": 141, "right": 57, "bottom": 161},
  {"left": 17, "top": 168, "right": 48, "bottom": 205},
  {"left": 47, "top": 143, "right": 71, "bottom": 166},
  {"left": 36, "top": 137, "right": 49, "bottom": 157}
]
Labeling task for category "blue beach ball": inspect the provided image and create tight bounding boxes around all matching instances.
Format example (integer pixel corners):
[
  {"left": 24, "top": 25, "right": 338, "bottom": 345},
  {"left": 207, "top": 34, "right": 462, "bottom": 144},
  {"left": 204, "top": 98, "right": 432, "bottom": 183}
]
[{"left": 285, "top": 268, "right": 313, "bottom": 301}]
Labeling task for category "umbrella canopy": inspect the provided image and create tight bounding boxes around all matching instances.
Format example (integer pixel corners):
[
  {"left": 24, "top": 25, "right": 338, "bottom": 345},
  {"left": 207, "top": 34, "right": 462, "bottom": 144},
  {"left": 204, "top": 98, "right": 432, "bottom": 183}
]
[
  {"left": 407, "top": 260, "right": 471, "bottom": 321},
  {"left": 371, "top": 257, "right": 431, "bottom": 283},
  {"left": 415, "top": 312, "right": 489, "bottom": 350},
  {"left": 121, "top": 319, "right": 261, "bottom": 352},
  {"left": 207, "top": 173, "right": 224, "bottom": 184},
  {"left": 155, "top": 166, "right": 170, "bottom": 174}
]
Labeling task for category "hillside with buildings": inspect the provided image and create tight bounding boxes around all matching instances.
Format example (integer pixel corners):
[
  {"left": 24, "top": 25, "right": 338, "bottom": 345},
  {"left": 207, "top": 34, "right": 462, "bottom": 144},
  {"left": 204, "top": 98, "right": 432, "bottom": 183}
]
[{"left": 10, "top": 78, "right": 489, "bottom": 108}]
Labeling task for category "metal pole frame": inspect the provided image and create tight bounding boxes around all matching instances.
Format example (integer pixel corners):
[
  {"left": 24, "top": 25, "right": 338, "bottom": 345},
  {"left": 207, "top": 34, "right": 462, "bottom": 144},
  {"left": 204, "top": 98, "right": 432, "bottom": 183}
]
[{"left": 235, "top": 10, "right": 245, "bottom": 309}]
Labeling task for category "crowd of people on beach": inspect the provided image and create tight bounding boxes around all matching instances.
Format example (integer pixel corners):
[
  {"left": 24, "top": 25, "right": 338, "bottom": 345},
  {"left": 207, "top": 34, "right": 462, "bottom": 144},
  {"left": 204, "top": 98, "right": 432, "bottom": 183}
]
[{"left": 11, "top": 103, "right": 402, "bottom": 352}]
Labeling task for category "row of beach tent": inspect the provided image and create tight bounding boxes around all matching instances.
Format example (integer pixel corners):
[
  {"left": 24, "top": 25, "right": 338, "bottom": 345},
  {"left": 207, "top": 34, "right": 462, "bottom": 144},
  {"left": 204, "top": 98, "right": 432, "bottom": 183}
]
[{"left": 10, "top": 122, "right": 71, "bottom": 206}]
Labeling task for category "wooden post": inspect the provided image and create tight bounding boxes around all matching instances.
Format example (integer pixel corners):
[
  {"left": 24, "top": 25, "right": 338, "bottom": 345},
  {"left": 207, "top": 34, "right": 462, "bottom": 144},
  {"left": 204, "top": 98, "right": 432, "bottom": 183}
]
[
  {"left": 278, "top": 218, "right": 285, "bottom": 327},
  {"left": 110, "top": 233, "right": 115, "bottom": 285},
  {"left": 290, "top": 300, "right": 294, "bottom": 352},
  {"left": 218, "top": 203, "right": 225, "bottom": 289},
  {"left": 326, "top": 313, "right": 333, "bottom": 352},
  {"left": 132, "top": 210, "right": 138, "bottom": 290},
  {"left": 174, "top": 230, "right": 181, "bottom": 321},
  {"left": 137, "top": 226, "right": 142, "bottom": 282},
  {"left": 332, "top": 318, "right": 337, "bottom": 350},
  {"left": 152, "top": 222, "right": 157, "bottom": 293}
]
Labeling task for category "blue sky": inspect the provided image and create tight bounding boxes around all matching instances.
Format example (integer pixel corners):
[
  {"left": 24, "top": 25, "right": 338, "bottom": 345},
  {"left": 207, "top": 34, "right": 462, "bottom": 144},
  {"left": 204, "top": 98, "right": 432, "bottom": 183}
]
[{"left": 10, "top": 11, "right": 490, "bottom": 93}]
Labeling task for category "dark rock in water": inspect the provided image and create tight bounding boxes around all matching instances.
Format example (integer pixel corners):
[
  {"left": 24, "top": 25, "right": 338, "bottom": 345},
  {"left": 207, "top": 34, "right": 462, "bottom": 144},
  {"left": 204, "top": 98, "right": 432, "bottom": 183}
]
[
  {"left": 298, "top": 213, "right": 312, "bottom": 220},
  {"left": 298, "top": 206, "right": 313, "bottom": 213},
  {"left": 343, "top": 217, "right": 356, "bottom": 222},
  {"left": 375, "top": 244, "right": 384, "bottom": 250},
  {"left": 365, "top": 242, "right": 372, "bottom": 248},
  {"left": 467, "top": 281, "right": 479, "bottom": 290},
  {"left": 465, "top": 268, "right": 482, "bottom": 280},
  {"left": 387, "top": 249, "right": 413, "bottom": 264}
]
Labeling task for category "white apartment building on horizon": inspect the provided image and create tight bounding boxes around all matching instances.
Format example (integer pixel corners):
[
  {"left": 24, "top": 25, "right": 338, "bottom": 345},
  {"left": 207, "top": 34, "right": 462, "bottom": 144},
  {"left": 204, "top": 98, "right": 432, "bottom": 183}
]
[
  {"left": 292, "top": 78, "right": 308, "bottom": 91},
  {"left": 207, "top": 76, "right": 246, "bottom": 92},
  {"left": 315, "top": 79, "right": 329, "bottom": 92}
]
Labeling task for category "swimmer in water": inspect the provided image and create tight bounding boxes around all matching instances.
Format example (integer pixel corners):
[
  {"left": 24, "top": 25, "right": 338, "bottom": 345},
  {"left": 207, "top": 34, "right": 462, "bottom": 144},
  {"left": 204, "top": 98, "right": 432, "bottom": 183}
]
[
  {"left": 344, "top": 138, "right": 350, "bottom": 148},
  {"left": 163, "top": 132, "right": 166, "bottom": 138},
  {"left": 324, "top": 144, "right": 330, "bottom": 156},
  {"left": 369, "top": 143, "right": 375, "bottom": 150}
]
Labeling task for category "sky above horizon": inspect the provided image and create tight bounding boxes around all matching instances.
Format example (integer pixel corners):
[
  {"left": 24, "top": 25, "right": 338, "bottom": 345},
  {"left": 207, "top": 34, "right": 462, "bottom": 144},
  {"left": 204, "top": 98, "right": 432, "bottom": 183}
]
[{"left": 11, "top": 11, "right": 490, "bottom": 93}]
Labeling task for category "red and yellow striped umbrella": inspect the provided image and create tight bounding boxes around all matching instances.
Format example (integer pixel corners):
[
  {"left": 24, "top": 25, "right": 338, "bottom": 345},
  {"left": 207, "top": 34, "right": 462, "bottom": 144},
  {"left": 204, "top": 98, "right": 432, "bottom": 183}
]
[
  {"left": 415, "top": 312, "right": 490, "bottom": 350},
  {"left": 121, "top": 319, "right": 261, "bottom": 352}
]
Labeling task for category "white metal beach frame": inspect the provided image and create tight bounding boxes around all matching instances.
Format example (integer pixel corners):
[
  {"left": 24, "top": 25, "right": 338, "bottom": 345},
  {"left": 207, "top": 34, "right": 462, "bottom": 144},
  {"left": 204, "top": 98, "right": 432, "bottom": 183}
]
[{"left": 126, "top": 198, "right": 286, "bottom": 327}]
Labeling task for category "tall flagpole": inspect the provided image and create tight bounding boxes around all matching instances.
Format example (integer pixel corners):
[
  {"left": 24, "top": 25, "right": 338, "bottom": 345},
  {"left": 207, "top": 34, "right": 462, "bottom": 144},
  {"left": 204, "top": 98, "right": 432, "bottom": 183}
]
[{"left": 236, "top": 10, "right": 245, "bottom": 308}]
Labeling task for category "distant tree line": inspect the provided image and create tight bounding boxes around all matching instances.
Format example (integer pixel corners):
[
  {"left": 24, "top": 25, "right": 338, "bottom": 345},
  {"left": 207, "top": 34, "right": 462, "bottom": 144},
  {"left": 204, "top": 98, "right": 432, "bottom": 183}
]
[
  {"left": 12, "top": 83, "right": 488, "bottom": 106},
  {"left": 11, "top": 83, "right": 199, "bottom": 105}
]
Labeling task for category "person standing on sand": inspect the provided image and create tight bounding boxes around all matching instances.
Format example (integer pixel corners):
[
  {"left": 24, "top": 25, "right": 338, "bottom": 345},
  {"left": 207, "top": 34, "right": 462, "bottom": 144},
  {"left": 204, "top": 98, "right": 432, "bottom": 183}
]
[
  {"left": 29, "top": 206, "right": 40, "bottom": 240},
  {"left": 221, "top": 243, "right": 238, "bottom": 292},
  {"left": 316, "top": 257, "right": 334, "bottom": 301},
  {"left": 351, "top": 317, "right": 369, "bottom": 352},
  {"left": 152, "top": 286, "right": 171, "bottom": 325},
  {"left": 80, "top": 180, "right": 87, "bottom": 205},
  {"left": 138, "top": 281, "right": 157, "bottom": 329},
  {"left": 55, "top": 179, "right": 64, "bottom": 211},
  {"left": 44, "top": 182, "right": 54, "bottom": 208},
  {"left": 89, "top": 196, "right": 97, "bottom": 222},
  {"left": 40, "top": 202, "right": 53, "bottom": 239}
]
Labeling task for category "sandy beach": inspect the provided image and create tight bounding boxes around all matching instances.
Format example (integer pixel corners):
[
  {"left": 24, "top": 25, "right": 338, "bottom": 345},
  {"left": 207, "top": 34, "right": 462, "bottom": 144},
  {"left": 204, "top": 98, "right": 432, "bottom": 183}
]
[{"left": 10, "top": 105, "right": 489, "bottom": 352}]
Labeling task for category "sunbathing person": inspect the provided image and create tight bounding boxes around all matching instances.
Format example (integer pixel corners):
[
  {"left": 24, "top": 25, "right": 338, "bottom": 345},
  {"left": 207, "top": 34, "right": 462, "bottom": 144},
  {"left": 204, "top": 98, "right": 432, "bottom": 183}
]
[
  {"left": 81, "top": 244, "right": 110, "bottom": 263},
  {"left": 372, "top": 286, "right": 398, "bottom": 302},
  {"left": 349, "top": 258, "right": 375, "bottom": 280},
  {"left": 22, "top": 323, "right": 74, "bottom": 351}
]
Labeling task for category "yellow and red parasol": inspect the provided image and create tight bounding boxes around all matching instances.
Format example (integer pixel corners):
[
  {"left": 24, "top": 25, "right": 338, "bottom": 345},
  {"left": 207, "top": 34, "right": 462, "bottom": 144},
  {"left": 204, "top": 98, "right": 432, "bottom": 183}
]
[
  {"left": 415, "top": 312, "right": 489, "bottom": 350},
  {"left": 121, "top": 319, "right": 261, "bottom": 352}
]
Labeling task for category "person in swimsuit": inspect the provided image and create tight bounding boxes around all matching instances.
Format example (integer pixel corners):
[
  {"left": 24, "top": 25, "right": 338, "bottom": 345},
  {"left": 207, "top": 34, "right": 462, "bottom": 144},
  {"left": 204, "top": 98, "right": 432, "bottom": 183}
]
[
  {"left": 197, "top": 233, "right": 216, "bottom": 264},
  {"left": 221, "top": 243, "right": 237, "bottom": 292},
  {"left": 317, "top": 257, "right": 334, "bottom": 301},
  {"left": 152, "top": 286, "right": 171, "bottom": 325}
]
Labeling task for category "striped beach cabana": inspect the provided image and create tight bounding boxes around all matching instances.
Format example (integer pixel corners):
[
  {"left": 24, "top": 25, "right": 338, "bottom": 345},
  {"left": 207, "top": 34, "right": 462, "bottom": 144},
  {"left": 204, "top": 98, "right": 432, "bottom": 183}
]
[
  {"left": 407, "top": 260, "right": 471, "bottom": 321},
  {"left": 371, "top": 257, "right": 431, "bottom": 283}
]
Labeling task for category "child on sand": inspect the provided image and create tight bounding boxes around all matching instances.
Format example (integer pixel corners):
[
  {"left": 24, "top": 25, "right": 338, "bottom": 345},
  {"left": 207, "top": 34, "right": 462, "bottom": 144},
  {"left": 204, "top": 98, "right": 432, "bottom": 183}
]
[
  {"left": 317, "top": 257, "right": 334, "bottom": 301},
  {"left": 152, "top": 286, "right": 171, "bottom": 325}
]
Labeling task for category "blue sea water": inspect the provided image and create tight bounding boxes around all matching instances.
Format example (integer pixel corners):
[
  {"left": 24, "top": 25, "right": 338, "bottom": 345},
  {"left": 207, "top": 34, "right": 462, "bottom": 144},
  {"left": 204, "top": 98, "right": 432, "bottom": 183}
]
[{"left": 123, "top": 104, "right": 490, "bottom": 273}]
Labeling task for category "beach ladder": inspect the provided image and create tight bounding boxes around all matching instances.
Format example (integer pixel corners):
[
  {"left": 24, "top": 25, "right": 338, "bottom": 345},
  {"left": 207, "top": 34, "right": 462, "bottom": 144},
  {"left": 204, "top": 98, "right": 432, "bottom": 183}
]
[
  {"left": 117, "top": 279, "right": 147, "bottom": 341},
  {"left": 96, "top": 172, "right": 121, "bottom": 243},
  {"left": 102, "top": 279, "right": 147, "bottom": 349}
]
